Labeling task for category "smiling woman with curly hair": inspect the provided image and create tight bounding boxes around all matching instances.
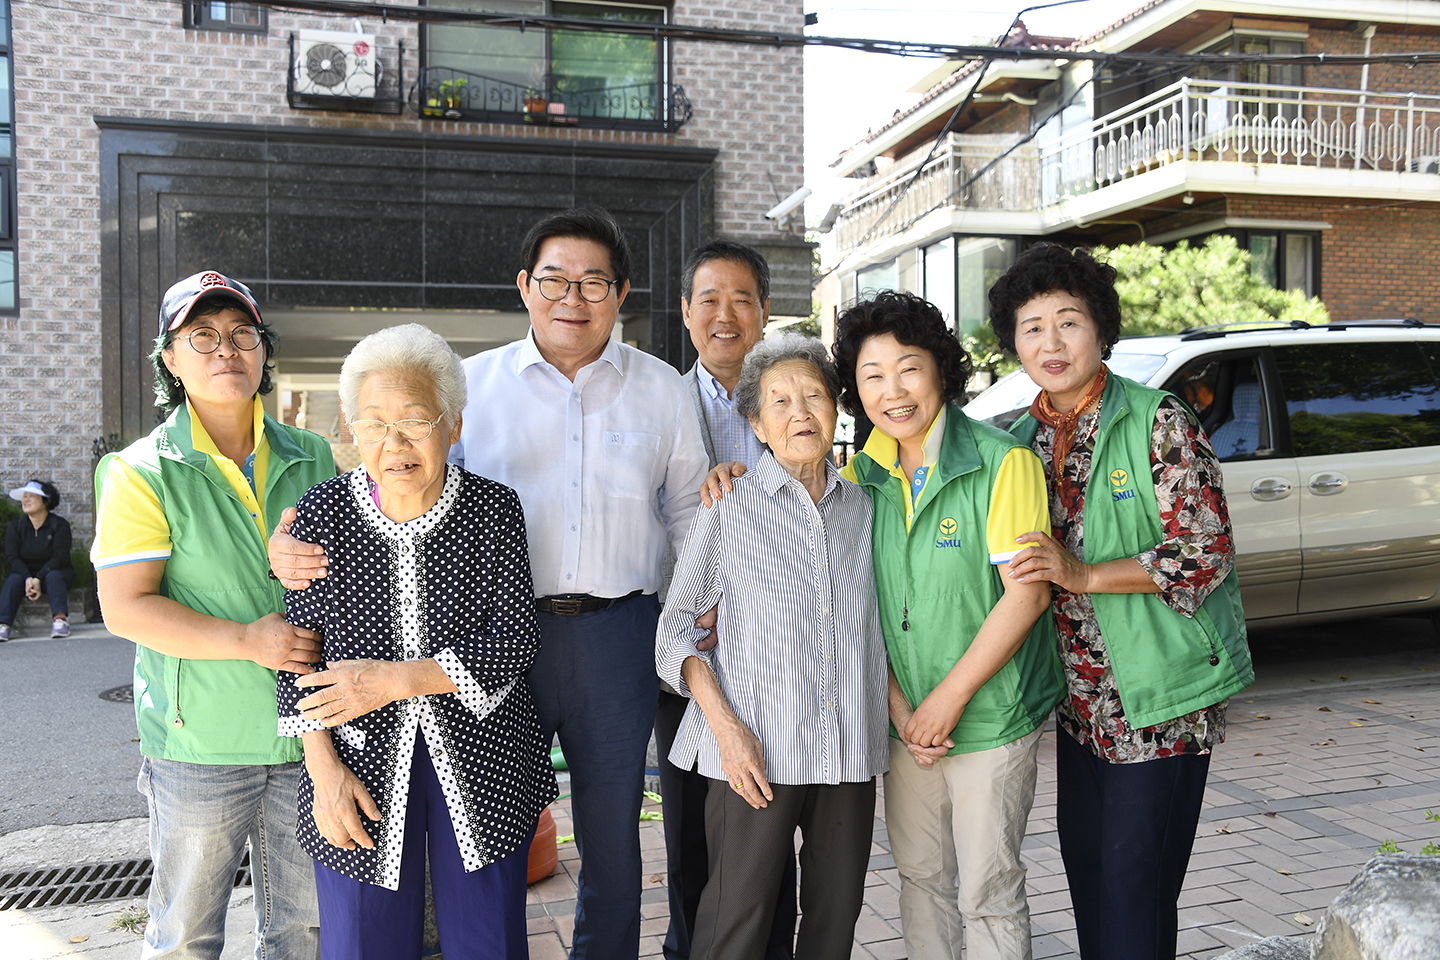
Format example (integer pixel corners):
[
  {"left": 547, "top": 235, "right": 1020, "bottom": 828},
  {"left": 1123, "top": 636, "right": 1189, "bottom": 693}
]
[
  {"left": 833, "top": 290, "right": 1061, "bottom": 960},
  {"left": 990, "top": 242, "right": 1253, "bottom": 960}
]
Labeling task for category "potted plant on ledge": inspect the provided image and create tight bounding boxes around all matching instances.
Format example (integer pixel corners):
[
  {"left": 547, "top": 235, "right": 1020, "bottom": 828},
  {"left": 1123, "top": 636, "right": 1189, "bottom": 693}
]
[{"left": 439, "top": 78, "right": 467, "bottom": 118}]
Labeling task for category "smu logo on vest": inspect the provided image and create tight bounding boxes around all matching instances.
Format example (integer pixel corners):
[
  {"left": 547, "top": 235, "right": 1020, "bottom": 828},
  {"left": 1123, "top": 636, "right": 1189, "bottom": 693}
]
[
  {"left": 1110, "top": 468, "right": 1137, "bottom": 502},
  {"left": 935, "top": 517, "right": 962, "bottom": 548}
]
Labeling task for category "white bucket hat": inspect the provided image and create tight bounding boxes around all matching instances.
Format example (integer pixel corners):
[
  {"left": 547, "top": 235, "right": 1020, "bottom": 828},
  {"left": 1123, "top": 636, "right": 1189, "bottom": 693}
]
[{"left": 8, "top": 481, "right": 46, "bottom": 502}]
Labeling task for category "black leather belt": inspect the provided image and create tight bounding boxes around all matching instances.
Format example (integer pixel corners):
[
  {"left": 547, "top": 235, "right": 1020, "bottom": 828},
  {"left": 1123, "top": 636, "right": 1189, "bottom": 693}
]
[{"left": 535, "top": 589, "right": 643, "bottom": 617}]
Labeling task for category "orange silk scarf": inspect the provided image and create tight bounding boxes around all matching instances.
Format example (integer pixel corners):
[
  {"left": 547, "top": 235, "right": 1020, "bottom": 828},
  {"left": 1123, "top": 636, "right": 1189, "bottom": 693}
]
[{"left": 1028, "top": 364, "right": 1109, "bottom": 494}]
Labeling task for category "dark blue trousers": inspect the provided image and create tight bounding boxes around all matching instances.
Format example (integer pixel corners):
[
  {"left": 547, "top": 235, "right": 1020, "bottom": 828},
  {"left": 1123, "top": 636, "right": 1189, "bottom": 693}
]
[
  {"left": 313, "top": 735, "right": 531, "bottom": 960},
  {"left": 0, "top": 570, "right": 72, "bottom": 623},
  {"left": 528, "top": 593, "right": 661, "bottom": 960},
  {"left": 1056, "top": 727, "right": 1211, "bottom": 960}
]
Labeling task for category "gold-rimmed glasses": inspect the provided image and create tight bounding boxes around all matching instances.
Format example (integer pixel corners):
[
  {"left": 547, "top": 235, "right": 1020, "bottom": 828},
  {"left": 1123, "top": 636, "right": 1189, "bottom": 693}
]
[{"left": 348, "top": 417, "right": 443, "bottom": 444}]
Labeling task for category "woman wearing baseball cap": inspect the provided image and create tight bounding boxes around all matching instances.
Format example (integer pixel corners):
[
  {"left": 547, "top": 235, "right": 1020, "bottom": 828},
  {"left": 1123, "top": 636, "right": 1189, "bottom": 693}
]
[
  {"left": 92, "top": 270, "right": 335, "bottom": 960},
  {"left": 0, "top": 479, "right": 73, "bottom": 640}
]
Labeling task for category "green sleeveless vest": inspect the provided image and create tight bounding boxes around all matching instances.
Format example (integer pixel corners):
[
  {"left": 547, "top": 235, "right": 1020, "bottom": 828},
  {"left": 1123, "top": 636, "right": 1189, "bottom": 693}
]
[
  {"left": 1011, "top": 374, "right": 1253, "bottom": 728},
  {"left": 96, "top": 403, "right": 334, "bottom": 764},
  {"left": 848, "top": 404, "right": 1064, "bottom": 754}
]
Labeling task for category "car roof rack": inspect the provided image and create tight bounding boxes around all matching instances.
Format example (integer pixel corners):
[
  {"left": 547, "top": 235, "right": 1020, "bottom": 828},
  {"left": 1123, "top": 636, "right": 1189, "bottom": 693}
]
[{"left": 1179, "top": 318, "right": 1434, "bottom": 341}]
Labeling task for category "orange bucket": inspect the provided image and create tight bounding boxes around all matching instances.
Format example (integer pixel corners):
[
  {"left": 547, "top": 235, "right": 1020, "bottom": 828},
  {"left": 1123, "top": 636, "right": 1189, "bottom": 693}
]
[{"left": 527, "top": 807, "right": 558, "bottom": 884}]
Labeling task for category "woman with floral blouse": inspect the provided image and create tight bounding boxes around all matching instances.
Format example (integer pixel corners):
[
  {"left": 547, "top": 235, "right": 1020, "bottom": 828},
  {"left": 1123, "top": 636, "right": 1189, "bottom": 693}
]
[{"left": 988, "top": 244, "right": 1254, "bottom": 960}]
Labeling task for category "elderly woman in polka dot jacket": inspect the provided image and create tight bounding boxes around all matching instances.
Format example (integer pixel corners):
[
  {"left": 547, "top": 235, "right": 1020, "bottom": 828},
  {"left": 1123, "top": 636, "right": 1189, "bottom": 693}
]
[{"left": 276, "top": 324, "right": 557, "bottom": 960}]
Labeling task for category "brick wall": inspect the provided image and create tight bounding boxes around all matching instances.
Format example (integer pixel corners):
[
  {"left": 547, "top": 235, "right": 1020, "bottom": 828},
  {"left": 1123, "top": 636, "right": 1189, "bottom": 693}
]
[
  {"left": 1225, "top": 194, "right": 1440, "bottom": 322},
  {"left": 1307, "top": 26, "right": 1440, "bottom": 100},
  {"left": 672, "top": 1, "right": 806, "bottom": 240},
  {"left": 3, "top": 0, "right": 805, "bottom": 538}
]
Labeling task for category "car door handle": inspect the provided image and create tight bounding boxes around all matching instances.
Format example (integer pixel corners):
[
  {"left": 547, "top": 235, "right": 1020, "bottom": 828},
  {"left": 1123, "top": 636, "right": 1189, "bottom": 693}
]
[
  {"left": 1308, "top": 472, "right": 1348, "bottom": 495},
  {"left": 1250, "top": 477, "right": 1292, "bottom": 501}
]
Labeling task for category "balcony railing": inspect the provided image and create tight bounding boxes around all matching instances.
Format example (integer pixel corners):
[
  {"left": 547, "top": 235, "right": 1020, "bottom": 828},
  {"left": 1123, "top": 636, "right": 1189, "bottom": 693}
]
[
  {"left": 417, "top": 66, "right": 693, "bottom": 132},
  {"left": 835, "top": 134, "right": 1038, "bottom": 252},
  {"left": 835, "top": 79, "right": 1440, "bottom": 252},
  {"left": 1043, "top": 78, "right": 1440, "bottom": 204}
]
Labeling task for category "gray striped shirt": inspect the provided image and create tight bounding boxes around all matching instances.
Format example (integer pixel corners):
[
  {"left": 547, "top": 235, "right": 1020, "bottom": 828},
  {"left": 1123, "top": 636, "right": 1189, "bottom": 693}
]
[{"left": 656, "top": 453, "right": 890, "bottom": 786}]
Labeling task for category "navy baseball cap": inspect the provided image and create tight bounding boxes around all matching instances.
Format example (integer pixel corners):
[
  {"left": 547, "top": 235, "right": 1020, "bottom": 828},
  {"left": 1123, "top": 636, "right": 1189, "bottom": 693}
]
[{"left": 159, "top": 271, "right": 263, "bottom": 337}]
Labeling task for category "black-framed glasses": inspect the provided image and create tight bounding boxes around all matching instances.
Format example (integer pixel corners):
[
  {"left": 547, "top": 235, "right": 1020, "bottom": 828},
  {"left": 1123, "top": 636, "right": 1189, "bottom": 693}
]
[
  {"left": 175, "top": 325, "right": 262, "bottom": 354},
  {"left": 348, "top": 417, "right": 442, "bottom": 444},
  {"left": 527, "top": 274, "right": 620, "bottom": 303}
]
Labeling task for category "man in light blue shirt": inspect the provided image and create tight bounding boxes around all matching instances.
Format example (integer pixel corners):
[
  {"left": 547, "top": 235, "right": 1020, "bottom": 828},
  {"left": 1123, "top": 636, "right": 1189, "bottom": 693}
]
[{"left": 659, "top": 240, "right": 800, "bottom": 960}]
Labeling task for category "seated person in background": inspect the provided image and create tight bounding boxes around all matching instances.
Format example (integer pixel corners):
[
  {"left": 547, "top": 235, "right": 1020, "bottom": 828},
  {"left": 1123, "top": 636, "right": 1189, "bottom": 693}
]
[{"left": 1, "top": 480, "right": 73, "bottom": 640}]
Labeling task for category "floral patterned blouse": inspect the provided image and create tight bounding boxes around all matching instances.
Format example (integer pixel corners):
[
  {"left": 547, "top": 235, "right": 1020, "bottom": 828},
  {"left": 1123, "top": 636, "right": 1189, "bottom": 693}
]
[{"left": 1032, "top": 396, "right": 1234, "bottom": 764}]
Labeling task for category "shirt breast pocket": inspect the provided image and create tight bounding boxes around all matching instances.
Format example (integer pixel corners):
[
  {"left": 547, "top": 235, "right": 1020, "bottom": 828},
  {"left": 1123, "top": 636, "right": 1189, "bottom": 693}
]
[{"left": 603, "top": 431, "right": 661, "bottom": 500}]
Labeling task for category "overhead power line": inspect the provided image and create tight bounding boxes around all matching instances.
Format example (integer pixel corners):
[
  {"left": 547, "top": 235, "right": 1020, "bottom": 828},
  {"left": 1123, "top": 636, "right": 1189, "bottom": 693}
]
[{"left": 253, "top": 1, "right": 1440, "bottom": 66}]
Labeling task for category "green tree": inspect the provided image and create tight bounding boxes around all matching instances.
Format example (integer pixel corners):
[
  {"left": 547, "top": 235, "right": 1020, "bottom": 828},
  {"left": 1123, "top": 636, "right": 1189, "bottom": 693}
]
[{"left": 1094, "top": 234, "right": 1329, "bottom": 338}]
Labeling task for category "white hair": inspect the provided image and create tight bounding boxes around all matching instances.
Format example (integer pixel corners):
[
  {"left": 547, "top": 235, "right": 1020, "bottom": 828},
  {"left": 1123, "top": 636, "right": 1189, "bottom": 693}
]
[{"left": 339, "top": 324, "right": 466, "bottom": 427}]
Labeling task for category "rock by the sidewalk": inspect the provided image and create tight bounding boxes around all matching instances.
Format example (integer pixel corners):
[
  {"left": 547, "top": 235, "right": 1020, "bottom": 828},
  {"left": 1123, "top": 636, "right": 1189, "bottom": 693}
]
[
  {"left": 1212, "top": 936, "right": 1311, "bottom": 960},
  {"left": 1313, "top": 853, "right": 1440, "bottom": 960}
]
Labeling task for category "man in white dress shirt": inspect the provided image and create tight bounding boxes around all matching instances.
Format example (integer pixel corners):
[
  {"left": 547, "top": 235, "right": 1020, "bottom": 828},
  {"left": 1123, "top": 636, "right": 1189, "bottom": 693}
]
[{"left": 271, "top": 207, "right": 709, "bottom": 960}]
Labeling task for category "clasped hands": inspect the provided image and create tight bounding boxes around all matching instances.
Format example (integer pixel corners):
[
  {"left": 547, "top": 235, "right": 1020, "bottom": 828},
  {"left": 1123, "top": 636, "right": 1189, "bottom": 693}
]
[{"left": 891, "top": 684, "right": 964, "bottom": 768}]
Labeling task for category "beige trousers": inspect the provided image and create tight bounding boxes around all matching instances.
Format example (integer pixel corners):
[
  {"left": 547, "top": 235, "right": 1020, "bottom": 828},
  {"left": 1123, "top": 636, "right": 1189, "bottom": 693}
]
[{"left": 883, "top": 726, "right": 1044, "bottom": 960}]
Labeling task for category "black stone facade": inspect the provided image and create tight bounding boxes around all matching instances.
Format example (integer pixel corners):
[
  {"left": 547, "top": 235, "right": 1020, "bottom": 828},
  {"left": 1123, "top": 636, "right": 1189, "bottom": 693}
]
[{"left": 97, "top": 116, "right": 717, "bottom": 443}]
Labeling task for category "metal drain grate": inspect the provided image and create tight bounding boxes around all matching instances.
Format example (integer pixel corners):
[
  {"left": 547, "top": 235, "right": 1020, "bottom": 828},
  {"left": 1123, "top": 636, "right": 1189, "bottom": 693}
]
[{"left": 0, "top": 853, "right": 252, "bottom": 910}]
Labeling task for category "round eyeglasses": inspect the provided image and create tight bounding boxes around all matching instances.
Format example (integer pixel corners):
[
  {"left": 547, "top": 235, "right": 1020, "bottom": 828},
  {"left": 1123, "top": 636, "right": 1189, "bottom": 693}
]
[
  {"left": 348, "top": 417, "right": 443, "bottom": 444},
  {"left": 175, "top": 325, "right": 262, "bottom": 354},
  {"left": 527, "top": 275, "right": 621, "bottom": 303}
]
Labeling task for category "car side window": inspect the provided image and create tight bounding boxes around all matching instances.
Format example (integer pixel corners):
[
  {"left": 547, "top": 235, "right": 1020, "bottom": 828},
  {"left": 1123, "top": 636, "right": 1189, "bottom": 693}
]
[
  {"left": 1272, "top": 342, "right": 1440, "bottom": 457},
  {"left": 1163, "top": 354, "right": 1268, "bottom": 461}
]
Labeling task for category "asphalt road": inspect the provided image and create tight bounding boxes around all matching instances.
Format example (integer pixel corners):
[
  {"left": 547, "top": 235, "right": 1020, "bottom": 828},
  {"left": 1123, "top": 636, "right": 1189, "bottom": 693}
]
[
  {"left": 1, "top": 612, "right": 1437, "bottom": 838},
  {"left": 0, "top": 624, "right": 144, "bottom": 835}
]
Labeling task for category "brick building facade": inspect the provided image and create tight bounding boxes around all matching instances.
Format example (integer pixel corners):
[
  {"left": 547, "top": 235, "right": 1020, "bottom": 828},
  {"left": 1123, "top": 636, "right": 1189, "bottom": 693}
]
[
  {"left": 1, "top": 0, "right": 808, "bottom": 543},
  {"left": 824, "top": 0, "right": 1440, "bottom": 341}
]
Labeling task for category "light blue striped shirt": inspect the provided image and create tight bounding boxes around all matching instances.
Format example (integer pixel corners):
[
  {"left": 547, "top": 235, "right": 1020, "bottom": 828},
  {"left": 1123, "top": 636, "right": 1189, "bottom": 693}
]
[
  {"left": 656, "top": 453, "right": 890, "bottom": 785},
  {"left": 696, "top": 363, "right": 767, "bottom": 468}
]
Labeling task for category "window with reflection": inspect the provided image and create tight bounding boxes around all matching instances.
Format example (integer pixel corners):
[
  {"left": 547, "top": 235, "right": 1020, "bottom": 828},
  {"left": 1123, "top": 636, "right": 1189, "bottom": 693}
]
[
  {"left": 424, "top": 0, "right": 665, "bottom": 120},
  {"left": 1274, "top": 342, "right": 1440, "bottom": 456},
  {"left": 1242, "top": 230, "right": 1320, "bottom": 297},
  {"left": 184, "top": 2, "right": 267, "bottom": 33}
]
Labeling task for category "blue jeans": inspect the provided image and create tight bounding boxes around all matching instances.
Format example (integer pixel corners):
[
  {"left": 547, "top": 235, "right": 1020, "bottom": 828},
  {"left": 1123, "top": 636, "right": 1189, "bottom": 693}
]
[
  {"left": 527, "top": 593, "right": 661, "bottom": 960},
  {"left": 137, "top": 757, "right": 320, "bottom": 960},
  {"left": 0, "top": 569, "right": 72, "bottom": 623}
]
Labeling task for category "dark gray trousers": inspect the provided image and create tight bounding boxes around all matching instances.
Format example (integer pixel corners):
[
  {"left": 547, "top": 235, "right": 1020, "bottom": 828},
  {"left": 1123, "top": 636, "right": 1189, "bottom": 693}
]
[{"left": 691, "top": 777, "right": 875, "bottom": 960}]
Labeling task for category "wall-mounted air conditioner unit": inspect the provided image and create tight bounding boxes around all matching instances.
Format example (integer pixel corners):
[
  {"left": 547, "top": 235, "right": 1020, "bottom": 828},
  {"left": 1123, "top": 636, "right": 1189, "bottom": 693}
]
[{"left": 294, "top": 29, "right": 377, "bottom": 98}]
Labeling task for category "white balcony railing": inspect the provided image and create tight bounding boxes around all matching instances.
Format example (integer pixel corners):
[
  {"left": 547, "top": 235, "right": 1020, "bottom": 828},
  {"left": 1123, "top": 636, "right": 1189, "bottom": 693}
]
[
  {"left": 1044, "top": 78, "right": 1440, "bottom": 204},
  {"left": 834, "top": 134, "right": 1038, "bottom": 252},
  {"left": 834, "top": 79, "right": 1440, "bottom": 253}
]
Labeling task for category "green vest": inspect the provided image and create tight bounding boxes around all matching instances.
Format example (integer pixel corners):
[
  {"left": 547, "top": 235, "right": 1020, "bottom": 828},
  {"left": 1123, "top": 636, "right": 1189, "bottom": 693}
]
[
  {"left": 1011, "top": 374, "right": 1254, "bottom": 729},
  {"left": 96, "top": 404, "right": 334, "bottom": 764},
  {"left": 848, "top": 404, "right": 1064, "bottom": 754}
]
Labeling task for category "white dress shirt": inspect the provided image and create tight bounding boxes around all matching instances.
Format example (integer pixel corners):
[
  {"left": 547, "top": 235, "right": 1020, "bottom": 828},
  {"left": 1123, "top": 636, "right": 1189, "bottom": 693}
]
[
  {"left": 656, "top": 453, "right": 890, "bottom": 785},
  {"left": 452, "top": 331, "right": 710, "bottom": 599}
]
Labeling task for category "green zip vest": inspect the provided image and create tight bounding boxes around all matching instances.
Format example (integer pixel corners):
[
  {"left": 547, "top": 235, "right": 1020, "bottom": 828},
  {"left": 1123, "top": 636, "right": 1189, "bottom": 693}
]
[
  {"left": 848, "top": 404, "right": 1064, "bottom": 755},
  {"left": 1010, "top": 374, "right": 1254, "bottom": 729},
  {"left": 96, "top": 404, "right": 335, "bottom": 764}
]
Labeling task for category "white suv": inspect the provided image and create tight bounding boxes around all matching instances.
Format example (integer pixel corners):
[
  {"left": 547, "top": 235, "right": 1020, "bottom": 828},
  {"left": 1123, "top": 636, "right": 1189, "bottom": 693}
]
[{"left": 963, "top": 321, "right": 1440, "bottom": 627}]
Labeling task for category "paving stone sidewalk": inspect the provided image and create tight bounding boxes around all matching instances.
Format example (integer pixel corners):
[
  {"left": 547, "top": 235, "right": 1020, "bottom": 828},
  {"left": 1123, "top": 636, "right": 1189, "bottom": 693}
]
[{"left": 526, "top": 672, "right": 1440, "bottom": 959}]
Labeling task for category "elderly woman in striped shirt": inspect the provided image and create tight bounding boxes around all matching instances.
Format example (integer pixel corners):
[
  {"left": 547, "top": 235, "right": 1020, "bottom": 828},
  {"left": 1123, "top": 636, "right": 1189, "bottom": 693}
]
[{"left": 657, "top": 333, "right": 890, "bottom": 960}]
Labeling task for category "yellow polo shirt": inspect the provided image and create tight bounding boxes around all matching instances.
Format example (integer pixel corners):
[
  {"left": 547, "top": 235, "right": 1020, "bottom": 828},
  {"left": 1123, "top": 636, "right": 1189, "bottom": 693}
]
[{"left": 93, "top": 397, "right": 271, "bottom": 569}]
